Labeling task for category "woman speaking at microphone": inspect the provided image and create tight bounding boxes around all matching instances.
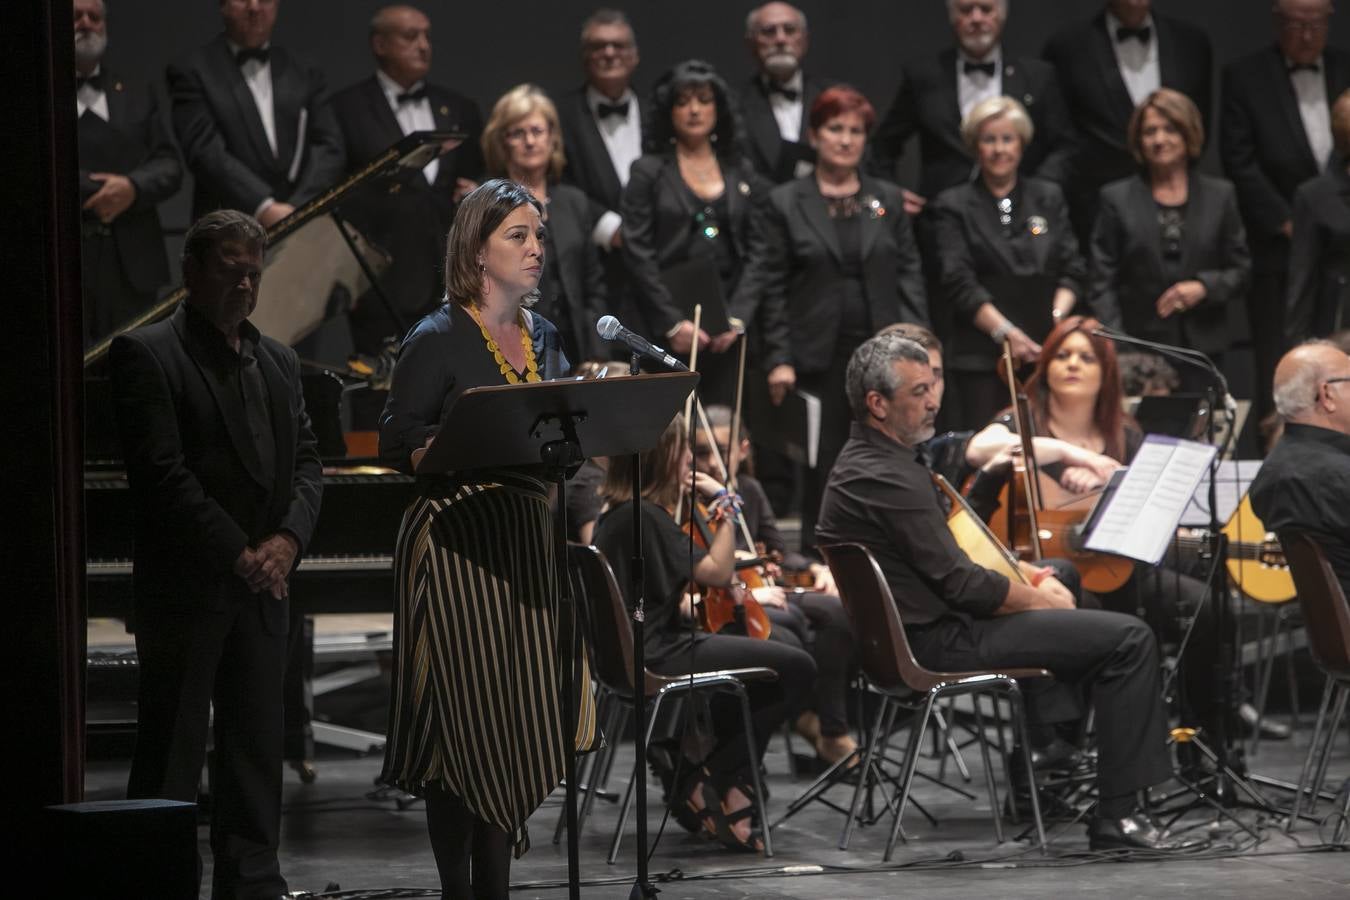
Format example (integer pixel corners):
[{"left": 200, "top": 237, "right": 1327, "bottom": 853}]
[{"left": 378, "top": 179, "right": 597, "bottom": 899}]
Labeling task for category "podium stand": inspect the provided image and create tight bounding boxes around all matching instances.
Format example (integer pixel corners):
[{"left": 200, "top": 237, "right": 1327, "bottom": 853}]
[{"left": 421, "top": 371, "right": 699, "bottom": 899}]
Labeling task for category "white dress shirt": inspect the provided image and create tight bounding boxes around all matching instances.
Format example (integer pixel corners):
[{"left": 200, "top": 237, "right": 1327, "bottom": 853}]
[
  {"left": 587, "top": 85, "right": 642, "bottom": 247},
  {"left": 226, "top": 41, "right": 281, "bottom": 218},
  {"left": 1288, "top": 57, "right": 1334, "bottom": 171},
  {"left": 76, "top": 66, "right": 110, "bottom": 122},
  {"left": 766, "top": 69, "right": 805, "bottom": 142},
  {"left": 377, "top": 69, "right": 439, "bottom": 184},
  {"left": 1106, "top": 12, "right": 1161, "bottom": 108},
  {"left": 956, "top": 47, "right": 1003, "bottom": 121}
]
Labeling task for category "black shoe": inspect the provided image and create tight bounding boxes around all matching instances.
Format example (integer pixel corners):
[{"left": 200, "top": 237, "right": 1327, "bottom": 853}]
[
  {"left": 1011, "top": 737, "right": 1085, "bottom": 774},
  {"left": 1087, "top": 812, "right": 1207, "bottom": 852},
  {"left": 1237, "top": 703, "right": 1291, "bottom": 740}
]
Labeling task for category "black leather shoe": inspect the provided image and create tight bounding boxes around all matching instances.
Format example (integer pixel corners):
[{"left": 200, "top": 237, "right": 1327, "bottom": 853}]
[
  {"left": 1087, "top": 812, "right": 1208, "bottom": 852},
  {"left": 1012, "top": 737, "right": 1085, "bottom": 774},
  {"left": 1237, "top": 703, "right": 1291, "bottom": 740}
]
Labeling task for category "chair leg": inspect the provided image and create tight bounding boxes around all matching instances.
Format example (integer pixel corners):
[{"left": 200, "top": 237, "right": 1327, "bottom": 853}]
[
  {"left": 1008, "top": 684, "right": 1047, "bottom": 853},
  {"left": 783, "top": 720, "right": 798, "bottom": 779},
  {"left": 1287, "top": 676, "right": 1335, "bottom": 833},
  {"left": 990, "top": 694, "right": 1018, "bottom": 826},
  {"left": 608, "top": 694, "right": 665, "bottom": 864},
  {"left": 1284, "top": 614, "right": 1302, "bottom": 730},
  {"left": 840, "top": 694, "right": 890, "bottom": 851},
  {"left": 932, "top": 705, "right": 972, "bottom": 783},
  {"left": 734, "top": 685, "right": 773, "bottom": 858},
  {"left": 886, "top": 694, "right": 936, "bottom": 862},
  {"left": 580, "top": 698, "right": 625, "bottom": 828},
  {"left": 972, "top": 697, "right": 1004, "bottom": 843},
  {"left": 1309, "top": 684, "right": 1348, "bottom": 815},
  {"left": 1249, "top": 604, "right": 1278, "bottom": 758}
]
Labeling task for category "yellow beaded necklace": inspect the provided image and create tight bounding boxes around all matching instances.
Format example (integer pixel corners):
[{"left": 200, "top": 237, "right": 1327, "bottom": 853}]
[{"left": 468, "top": 305, "right": 540, "bottom": 384}]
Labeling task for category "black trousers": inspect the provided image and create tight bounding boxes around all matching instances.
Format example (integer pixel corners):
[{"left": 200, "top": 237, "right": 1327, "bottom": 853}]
[
  {"left": 81, "top": 229, "right": 156, "bottom": 348},
  {"left": 949, "top": 368, "right": 1006, "bottom": 434},
  {"left": 648, "top": 632, "right": 816, "bottom": 792},
  {"left": 127, "top": 594, "right": 289, "bottom": 899},
  {"left": 906, "top": 609, "right": 1172, "bottom": 799},
  {"left": 798, "top": 344, "right": 860, "bottom": 556},
  {"left": 1247, "top": 268, "right": 1287, "bottom": 431},
  {"left": 765, "top": 593, "right": 856, "bottom": 737},
  {"left": 282, "top": 610, "right": 315, "bottom": 762}
]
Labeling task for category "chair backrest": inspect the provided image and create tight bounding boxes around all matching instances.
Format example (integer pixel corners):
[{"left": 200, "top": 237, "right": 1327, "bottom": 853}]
[
  {"left": 820, "top": 543, "right": 932, "bottom": 693},
  {"left": 568, "top": 543, "right": 638, "bottom": 698},
  {"left": 1280, "top": 531, "right": 1350, "bottom": 678}
]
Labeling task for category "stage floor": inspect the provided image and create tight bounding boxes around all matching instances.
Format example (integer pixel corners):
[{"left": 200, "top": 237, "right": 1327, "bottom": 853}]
[{"left": 84, "top": 653, "right": 1350, "bottom": 900}]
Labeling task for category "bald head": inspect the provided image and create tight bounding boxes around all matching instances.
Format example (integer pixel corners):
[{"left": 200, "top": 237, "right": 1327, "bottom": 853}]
[
  {"left": 1273, "top": 341, "right": 1350, "bottom": 433},
  {"left": 370, "top": 5, "right": 431, "bottom": 88}
]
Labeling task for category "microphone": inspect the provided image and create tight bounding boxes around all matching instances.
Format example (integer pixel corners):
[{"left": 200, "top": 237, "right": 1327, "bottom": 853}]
[{"left": 596, "top": 315, "right": 689, "bottom": 371}]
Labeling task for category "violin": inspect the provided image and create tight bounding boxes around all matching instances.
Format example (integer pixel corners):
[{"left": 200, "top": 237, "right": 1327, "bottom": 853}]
[{"left": 683, "top": 499, "right": 773, "bottom": 640}]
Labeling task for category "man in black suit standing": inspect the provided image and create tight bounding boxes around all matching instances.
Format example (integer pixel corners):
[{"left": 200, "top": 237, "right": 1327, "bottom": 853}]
[
  {"left": 871, "top": 0, "right": 1076, "bottom": 213},
  {"left": 1222, "top": 0, "right": 1347, "bottom": 425},
  {"left": 556, "top": 8, "right": 649, "bottom": 340},
  {"left": 111, "top": 210, "right": 322, "bottom": 899},
  {"left": 168, "top": 0, "right": 344, "bottom": 227},
  {"left": 1043, "top": 0, "right": 1212, "bottom": 247},
  {"left": 740, "top": 2, "right": 826, "bottom": 184},
  {"left": 331, "top": 4, "right": 484, "bottom": 353},
  {"left": 74, "top": 0, "right": 181, "bottom": 347}
]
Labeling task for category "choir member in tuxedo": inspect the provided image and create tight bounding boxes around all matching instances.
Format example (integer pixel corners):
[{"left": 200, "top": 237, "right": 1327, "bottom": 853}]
[
  {"left": 1222, "top": 0, "right": 1348, "bottom": 418},
  {"left": 330, "top": 4, "right": 485, "bottom": 353},
  {"left": 933, "top": 96, "right": 1085, "bottom": 430},
  {"left": 1089, "top": 89, "right": 1250, "bottom": 387},
  {"left": 74, "top": 0, "right": 181, "bottom": 347},
  {"left": 740, "top": 2, "right": 826, "bottom": 184},
  {"left": 871, "top": 0, "right": 1075, "bottom": 211},
  {"left": 1043, "top": 0, "right": 1212, "bottom": 249},
  {"left": 167, "top": 0, "right": 344, "bottom": 227},
  {"left": 111, "top": 211, "right": 323, "bottom": 898},
  {"left": 1287, "top": 90, "right": 1350, "bottom": 343},
  {"left": 556, "top": 9, "right": 650, "bottom": 341},
  {"left": 482, "top": 84, "right": 608, "bottom": 363},
  {"left": 742, "top": 85, "right": 927, "bottom": 552},
  {"left": 620, "top": 59, "right": 768, "bottom": 402}
]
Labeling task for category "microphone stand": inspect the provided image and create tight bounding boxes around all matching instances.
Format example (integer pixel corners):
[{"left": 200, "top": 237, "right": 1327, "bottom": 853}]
[{"left": 1093, "top": 328, "right": 1276, "bottom": 818}]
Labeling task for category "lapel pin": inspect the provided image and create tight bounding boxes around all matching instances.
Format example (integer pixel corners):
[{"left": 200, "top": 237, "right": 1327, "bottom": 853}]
[
  {"left": 738, "top": 181, "right": 751, "bottom": 196},
  {"left": 1006, "top": 65, "right": 1016, "bottom": 77},
  {"left": 439, "top": 105, "right": 449, "bottom": 116},
  {"left": 863, "top": 194, "right": 886, "bottom": 218},
  {"left": 1024, "top": 93, "right": 1035, "bottom": 106},
  {"left": 1027, "top": 215, "right": 1049, "bottom": 236},
  {"left": 114, "top": 81, "right": 124, "bottom": 92}
]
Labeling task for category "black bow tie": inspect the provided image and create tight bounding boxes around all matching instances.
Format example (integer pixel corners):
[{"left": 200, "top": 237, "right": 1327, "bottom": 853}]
[
  {"left": 963, "top": 61, "right": 997, "bottom": 78},
  {"left": 596, "top": 100, "right": 630, "bottom": 120},
  {"left": 396, "top": 87, "right": 427, "bottom": 104},
  {"left": 1116, "top": 25, "right": 1152, "bottom": 44},
  {"left": 76, "top": 72, "right": 105, "bottom": 91},
  {"left": 767, "top": 82, "right": 799, "bottom": 101},
  {"left": 1288, "top": 62, "right": 1321, "bottom": 75},
  {"left": 234, "top": 46, "right": 270, "bottom": 66}
]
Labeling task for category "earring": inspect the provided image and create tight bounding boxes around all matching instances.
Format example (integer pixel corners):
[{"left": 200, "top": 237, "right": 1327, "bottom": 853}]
[{"left": 710, "top": 132, "right": 718, "bottom": 144}]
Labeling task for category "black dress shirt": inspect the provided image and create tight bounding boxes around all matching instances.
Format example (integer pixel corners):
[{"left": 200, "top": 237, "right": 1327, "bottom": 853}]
[
  {"left": 1249, "top": 423, "right": 1350, "bottom": 596},
  {"left": 185, "top": 306, "right": 276, "bottom": 484},
  {"left": 816, "top": 422, "right": 1010, "bottom": 625}
]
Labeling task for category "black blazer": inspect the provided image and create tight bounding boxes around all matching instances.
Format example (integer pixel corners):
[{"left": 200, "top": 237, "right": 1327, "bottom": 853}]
[
  {"left": 542, "top": 182, "right": 609, "bottom": 361},
  {"left": 1043, "top": 11, "right": 1212, "bottom": 220},
  {"left": 746, "top": 175, "right": 928, "bottom": 373},
  {"left": 933, "top": 177, "right": 1085, "bottom": 369},
  {"left": 167, "top": 35, "right": 345, "bottom": 219},
  {"left": 620, "top": 152, "right": 768, "bottom": 337},
  {"left": 1089, "top": 173, "right": 1250, "bottom": 355},
  {"left": 869, "top": 48, "right": 1076, "bottom": 200},
  {"left": 1220, "top": 45, "right": 1350, "bottom": 265},
  {"left": 739, "top": 72, "right": 827, "bottom": 184},
  {"left": 330, "top": 74, "right": 484, "bottom": 320},
  {"left": 1286, "top": 167, "right": 1350, "bottom": 342},
  {"left": 77, "top": 71, "right": 181, "bottom": 293},
  {"left": 109, "top": 304, "right": 323, "bottom": 628},
  {"left": 557, "top": 84, "right": 651, "bottom": 216}
]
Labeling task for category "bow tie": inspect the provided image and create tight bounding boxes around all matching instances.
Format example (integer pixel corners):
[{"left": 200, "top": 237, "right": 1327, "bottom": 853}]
[
  {"left": 234, "top": 46, "right": 270, "bottom": 66},
  {"left": 1288, "top": 62, "right": 1321, "bottom": 75},
  {"left": 963, "top": 61, "right": 997, "bottom": 78},
  {"left": 396, "top": 87, "right": 427, "bottom": 104},
  {"left": 1116, "top": 25, "right": 1151, "bottom": 44},
  {"left": 596, "top": 100, "right": 630, "bottom": 120},
  {"left": 767, "top": 82, "right": 799, "bottom": 101},
  {"left": 76, "top": 72, "right": 105, "bottom": 91}
]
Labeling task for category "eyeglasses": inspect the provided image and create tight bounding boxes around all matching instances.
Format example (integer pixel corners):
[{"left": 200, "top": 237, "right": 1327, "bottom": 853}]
[
  {"left": 505, "top": 124, "right": 550, "bottom": 144},
  {"left": 1278, "top": 16, "right": 1330, "bottom": 37},
  {"left": 583, "top": 39, "right": 634, "bottom": 55},
  {"left": 1323, "top": 376, "right": 1350, "bottom": 390}
]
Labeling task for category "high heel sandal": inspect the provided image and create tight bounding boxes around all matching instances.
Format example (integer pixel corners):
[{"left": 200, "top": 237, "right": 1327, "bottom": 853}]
[{"left": 698, "top": 780, "right": 764, "bottom": 853}]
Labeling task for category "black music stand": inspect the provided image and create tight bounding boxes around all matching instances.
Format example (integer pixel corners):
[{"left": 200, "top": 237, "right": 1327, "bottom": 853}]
[{"left": 420, "top": 371, "right": 698, "bottom": 900}]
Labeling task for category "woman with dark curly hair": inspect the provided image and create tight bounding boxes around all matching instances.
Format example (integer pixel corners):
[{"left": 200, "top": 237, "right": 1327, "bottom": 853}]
[{"left": 620, "top": 59, "right": 768, "bottom": 400}]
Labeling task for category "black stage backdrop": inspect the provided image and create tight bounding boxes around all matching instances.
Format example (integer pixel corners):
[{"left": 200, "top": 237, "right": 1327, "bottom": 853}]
[{"left": 94, "top": 0, "right": 1350, "bottom": 232}]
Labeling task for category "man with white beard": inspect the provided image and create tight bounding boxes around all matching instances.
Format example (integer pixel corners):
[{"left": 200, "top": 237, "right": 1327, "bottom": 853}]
[
  {"left": 739, "top": 2, "right": 830, "bottom": 183},
  {"left": 74, "top": 0, "right": 181, "bottom": 346}
]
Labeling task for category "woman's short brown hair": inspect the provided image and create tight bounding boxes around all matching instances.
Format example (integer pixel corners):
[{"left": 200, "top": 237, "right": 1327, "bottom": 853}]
[
  {"left": 481, "top": 84, "right": 567, "bottom": 182},
  {"left": 1331, "top": 88, "right": 1350, "bottom": 158},
  {"left": 1127, "top": 88, "right": 1205, "bottom": 165},
  {"left": 442, "top": 178, "right": 543, "bottom": 307},
  {"left": 600, "top": 415, "right": 686, "bottom": 510}
]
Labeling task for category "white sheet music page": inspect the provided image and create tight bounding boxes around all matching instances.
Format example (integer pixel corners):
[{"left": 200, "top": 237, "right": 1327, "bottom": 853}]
[{"left": 1083, "top": 435, "right": 1218, "bottom": 565}]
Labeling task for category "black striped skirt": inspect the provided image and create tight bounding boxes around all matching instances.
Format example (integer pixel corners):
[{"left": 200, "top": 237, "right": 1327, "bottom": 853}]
[{"left": 379, "top": 469, "right": 598, "bottom": 855}]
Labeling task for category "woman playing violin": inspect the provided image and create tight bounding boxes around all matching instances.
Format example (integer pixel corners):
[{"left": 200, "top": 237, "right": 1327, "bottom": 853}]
[{"left": 592, "top": 417, "right": 816, "bottom": 852}]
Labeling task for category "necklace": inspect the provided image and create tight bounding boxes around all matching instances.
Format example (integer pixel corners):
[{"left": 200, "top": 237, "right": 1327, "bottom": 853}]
[{"left": 468, "top": 305, "right": 540, "bottom": 384}]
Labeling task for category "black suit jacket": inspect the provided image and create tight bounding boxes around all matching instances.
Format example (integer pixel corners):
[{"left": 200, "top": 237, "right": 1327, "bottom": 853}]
[
  {"left": 167, "top": 35, "right": 345, "bottom": 219},
  {"left": 330, "top": 74, "right": 484, "bottom": 330},
  {"left": 740, "top": 72, "right": 827, "bottom": 184},
  {"left": 933, "top": 177, "right": 1085, "bottom": 369},
  {"left": 109, "top": 304, "right": 323, "bottom": 630},
  {"left": 1286, "top": 167, "right": 1350, "bottom": 342},
  {"left": 1044, "top": 11, "right": 1212, "bottom": 225},
  {"left": 542, "top": 182, "right": 609, "bottom": 360},
  {"left": 620, "top": 152, "right": 768, "bottom": 337},
  {"left": 1221, "top": 45, "right": 1350, "bottom": 266},
  {"left": 1089, "top": 173, "right": 1250, "bottom": 354},
  {"left": 744, "top": 175, "right": 928, "bottom": 373},
  {"left": 870, "top": 48, "right": 1076, "bottom": 200},
  {"left": 77, "top": 71, "right": 181, "bottom": 293},
  {"left": 557, "top": 84, "right": 651, "bottom": 216}
]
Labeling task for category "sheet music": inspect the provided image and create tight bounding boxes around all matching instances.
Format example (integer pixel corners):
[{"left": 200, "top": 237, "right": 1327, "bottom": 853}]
[
  {"left": 1179, "top": 458, "right": 1263, "bottom": 527},
  {"left": 1084, "top": 435, "right": 1218, "bottom": 564}
]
